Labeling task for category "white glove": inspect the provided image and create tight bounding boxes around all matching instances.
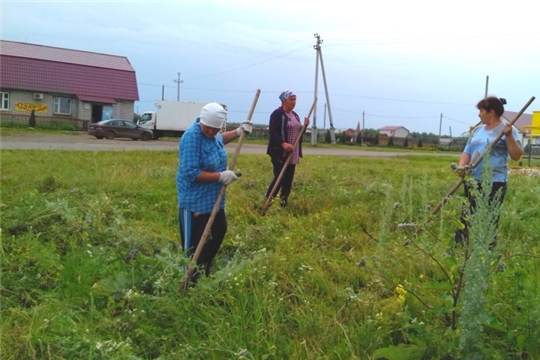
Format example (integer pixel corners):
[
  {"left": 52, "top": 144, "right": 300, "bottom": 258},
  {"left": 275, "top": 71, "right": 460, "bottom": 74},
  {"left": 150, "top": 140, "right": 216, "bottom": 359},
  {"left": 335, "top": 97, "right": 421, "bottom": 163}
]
[
  {"left": 236, "top": 121, "right": 253, "bottom": 136},
  {"left": 218, "top": 170, "right": 238, "bottom": 185}
]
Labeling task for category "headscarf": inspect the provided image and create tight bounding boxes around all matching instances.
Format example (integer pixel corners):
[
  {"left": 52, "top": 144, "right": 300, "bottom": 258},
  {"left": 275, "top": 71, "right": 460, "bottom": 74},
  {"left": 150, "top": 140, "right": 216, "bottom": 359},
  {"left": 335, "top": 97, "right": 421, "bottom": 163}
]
[
  {"left": 199, "top": 102, "right": 227, "bottom": 129},
  {"left": 279, "top": 90, "right": 295, "bottom": 103}
]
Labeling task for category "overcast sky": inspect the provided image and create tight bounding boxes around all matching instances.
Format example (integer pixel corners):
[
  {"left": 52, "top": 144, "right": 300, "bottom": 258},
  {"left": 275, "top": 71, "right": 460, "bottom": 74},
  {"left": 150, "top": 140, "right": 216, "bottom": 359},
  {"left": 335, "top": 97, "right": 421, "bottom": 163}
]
[{"left": 2, "top": 0, "right": 539, "bottom": 135}]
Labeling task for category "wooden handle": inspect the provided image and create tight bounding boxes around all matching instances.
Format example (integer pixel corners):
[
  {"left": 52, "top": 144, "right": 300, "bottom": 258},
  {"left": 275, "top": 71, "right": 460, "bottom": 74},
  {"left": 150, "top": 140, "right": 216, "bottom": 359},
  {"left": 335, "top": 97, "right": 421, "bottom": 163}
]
[
  {"left": 430, "top": 96, "right": 535, "bottom": 216},
  {"left": 179, "top": 89, "right": 261, "bottom": 292}
]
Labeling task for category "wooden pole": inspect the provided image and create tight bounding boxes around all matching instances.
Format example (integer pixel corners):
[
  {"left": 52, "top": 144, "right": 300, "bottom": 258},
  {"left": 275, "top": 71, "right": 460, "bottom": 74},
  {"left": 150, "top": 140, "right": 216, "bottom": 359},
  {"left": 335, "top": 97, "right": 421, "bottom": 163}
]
[{"left": 179, "top": 89, "right": 261, "bottom": 292}]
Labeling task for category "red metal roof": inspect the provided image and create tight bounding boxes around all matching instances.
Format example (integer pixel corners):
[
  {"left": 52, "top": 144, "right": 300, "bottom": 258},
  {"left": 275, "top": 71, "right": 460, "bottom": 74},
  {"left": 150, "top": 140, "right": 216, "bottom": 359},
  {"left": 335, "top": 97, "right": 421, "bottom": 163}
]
[
  {"left": 0, "top": 40, "right": 139, "bottom": 101},
  {"left": 380, "top": 126, "right": 405, "bottom": 130},
  {"left": 1, "top": 40, "right": 134, "bottom": 71}
]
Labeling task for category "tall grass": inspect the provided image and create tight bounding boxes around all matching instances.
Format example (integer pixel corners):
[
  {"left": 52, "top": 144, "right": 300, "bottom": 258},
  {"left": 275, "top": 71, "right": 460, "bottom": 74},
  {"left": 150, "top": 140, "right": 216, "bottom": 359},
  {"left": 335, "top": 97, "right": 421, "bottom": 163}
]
[{"left": 1, "top": 150, "right": 539, "bottom": 359}]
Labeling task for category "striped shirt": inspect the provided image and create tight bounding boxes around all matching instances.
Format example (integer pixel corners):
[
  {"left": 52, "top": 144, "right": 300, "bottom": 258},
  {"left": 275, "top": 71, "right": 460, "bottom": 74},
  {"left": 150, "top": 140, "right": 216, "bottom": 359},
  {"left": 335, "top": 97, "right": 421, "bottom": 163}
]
[
  {"left": 176, "top": 119, "right": 228, "bottom": 213},
  {"left": 285, "top": 111, "right": 303, "bottom": 164}
]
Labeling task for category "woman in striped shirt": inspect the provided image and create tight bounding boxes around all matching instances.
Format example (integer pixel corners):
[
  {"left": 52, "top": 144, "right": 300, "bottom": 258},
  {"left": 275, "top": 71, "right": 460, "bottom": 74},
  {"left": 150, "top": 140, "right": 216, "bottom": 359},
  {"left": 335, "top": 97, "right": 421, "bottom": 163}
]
[{"left": 265, "top": 90, "right": 310, "bottom": 208}]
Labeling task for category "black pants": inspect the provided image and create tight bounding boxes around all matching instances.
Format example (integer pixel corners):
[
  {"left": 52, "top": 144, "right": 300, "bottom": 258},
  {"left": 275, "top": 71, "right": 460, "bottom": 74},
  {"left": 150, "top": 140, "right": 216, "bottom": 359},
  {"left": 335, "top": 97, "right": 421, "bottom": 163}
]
[
  {"left": 454, "top": 181, "right": 507, "bottom": 244},
  {"left": 179, "top": 208, "right": 227, "bottom": 276},
  {"left": 265, "top": 157, "right": 296, "bottom": 203}
]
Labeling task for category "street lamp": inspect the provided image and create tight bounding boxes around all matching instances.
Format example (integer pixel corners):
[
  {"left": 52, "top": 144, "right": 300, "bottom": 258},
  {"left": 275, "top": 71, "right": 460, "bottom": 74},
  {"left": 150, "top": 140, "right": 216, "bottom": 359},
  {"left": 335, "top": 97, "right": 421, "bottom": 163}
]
[{"left": 174, "top": 72, "right": 184, "bottom": 102}]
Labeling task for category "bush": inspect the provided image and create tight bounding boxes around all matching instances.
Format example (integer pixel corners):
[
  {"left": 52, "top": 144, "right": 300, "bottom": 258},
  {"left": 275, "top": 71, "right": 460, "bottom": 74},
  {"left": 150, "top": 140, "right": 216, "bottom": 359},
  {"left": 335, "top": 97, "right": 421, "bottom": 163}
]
[
  {"left": 403, "top": 136, "right": 409, "bottom": 148},
  {"left": 417, "top": 138, "right": 423, "bottom": 148},
  {"left": 388, "top": 136, "right": 394, "bottom": 147}
]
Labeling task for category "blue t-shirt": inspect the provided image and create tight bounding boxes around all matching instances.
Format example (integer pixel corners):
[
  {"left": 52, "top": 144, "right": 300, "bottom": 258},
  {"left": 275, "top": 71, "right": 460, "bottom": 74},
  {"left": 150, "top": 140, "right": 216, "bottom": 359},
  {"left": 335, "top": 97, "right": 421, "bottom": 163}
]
[
  {"left": 463, "top": 123, "right": 521, "bottom": 182},
  {"left": 176, "top": 119, "right": 228, "bottom": 213}
]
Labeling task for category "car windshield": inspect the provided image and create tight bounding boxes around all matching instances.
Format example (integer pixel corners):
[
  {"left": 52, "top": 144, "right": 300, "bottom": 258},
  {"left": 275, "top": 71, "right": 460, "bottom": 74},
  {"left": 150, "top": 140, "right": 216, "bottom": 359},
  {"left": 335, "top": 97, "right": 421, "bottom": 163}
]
[{"left": 139, "top": 114, "right": 152, "bottom": 124}]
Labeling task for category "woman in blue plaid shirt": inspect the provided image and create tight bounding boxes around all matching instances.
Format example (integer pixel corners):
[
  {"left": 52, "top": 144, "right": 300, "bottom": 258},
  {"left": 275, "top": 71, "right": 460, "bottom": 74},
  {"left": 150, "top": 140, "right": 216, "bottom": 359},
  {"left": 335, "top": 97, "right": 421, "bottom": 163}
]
[{"left": 176, "top": 102, "right": 252, "bottom": 282}]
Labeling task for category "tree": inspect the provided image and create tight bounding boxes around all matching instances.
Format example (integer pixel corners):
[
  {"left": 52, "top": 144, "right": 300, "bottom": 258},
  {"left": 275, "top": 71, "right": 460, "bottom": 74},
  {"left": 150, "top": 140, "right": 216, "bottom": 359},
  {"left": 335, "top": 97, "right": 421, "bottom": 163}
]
[
  {"left": 356, "top": 133, "right": 363, "bottom": 146},
  {"left": 133, "top": 113, "right": 141, "bottom": 122},
  {"left": 417, "top": 137, "right": 423, "bottom": 148},
  {"left": 373, "top": 132, "right": 379, "bottom": 146},
  {"left": 388, "top": 136, "right": 394, "bottom": 147},
  {"left": 325, "top": 130, "right": 331, "bottom": 144},
  {"left": 29, "top": 110, "right": 36, "bottom": 128},
  {"left": 403, "top": 136, "right": 409, "bottom": 148}
]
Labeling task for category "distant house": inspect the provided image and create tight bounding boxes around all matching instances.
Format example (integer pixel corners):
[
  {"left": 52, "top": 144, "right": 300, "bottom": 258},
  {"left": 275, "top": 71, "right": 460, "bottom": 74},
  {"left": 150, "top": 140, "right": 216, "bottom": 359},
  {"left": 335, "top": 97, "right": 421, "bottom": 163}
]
[
  {"left": 0, "top": 40, "right": 139, "bottom": 128},
  {"left": 379, "top": 126, "right": 409, "bottom": 138},
  {"left": 503, "top": 111, "right": 532, "bottom": 134}
]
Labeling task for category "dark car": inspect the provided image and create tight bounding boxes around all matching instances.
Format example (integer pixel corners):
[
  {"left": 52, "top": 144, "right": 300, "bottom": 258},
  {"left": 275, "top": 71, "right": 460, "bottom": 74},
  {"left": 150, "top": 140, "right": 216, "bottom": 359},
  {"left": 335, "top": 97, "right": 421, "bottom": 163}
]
[{"left": 88, "top": 119, "right": 153, "bottom": 141}]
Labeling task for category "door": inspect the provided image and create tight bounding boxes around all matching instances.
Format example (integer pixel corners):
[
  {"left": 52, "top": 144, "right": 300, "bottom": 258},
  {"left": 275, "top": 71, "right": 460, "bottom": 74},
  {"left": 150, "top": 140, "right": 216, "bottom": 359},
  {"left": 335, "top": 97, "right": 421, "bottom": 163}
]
[
  {"left": 102, "top": 105, "right": 113, "bottom": 120},
  {"left": 91, "top": 105, "right": 103, "bottom": 123}
]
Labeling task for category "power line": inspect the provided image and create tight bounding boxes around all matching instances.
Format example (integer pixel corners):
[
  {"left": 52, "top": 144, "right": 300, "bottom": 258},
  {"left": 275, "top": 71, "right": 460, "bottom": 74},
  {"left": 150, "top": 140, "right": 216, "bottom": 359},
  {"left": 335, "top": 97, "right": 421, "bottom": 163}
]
[
  {"left": 442, "top": 116, "right": 471, "bottom": 125},
  {"left": 138, "top": 83, "right": 470, "bottom": 106},
  {"left": 182, "top": 46, "right": 308, "bottom": 81},
  {"left": 185, "top": 35, "right": 312, "bottom": 76},
  {"left": 325, "top": 32, "right": 540, "bottom": 46}
]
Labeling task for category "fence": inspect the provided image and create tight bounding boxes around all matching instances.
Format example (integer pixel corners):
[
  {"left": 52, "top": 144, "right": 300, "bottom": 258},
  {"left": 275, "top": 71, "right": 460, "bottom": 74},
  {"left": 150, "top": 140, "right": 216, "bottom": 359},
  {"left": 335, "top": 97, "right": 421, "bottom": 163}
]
[{"left": 0, "top": 114, "right": 88, "bottom": 131}]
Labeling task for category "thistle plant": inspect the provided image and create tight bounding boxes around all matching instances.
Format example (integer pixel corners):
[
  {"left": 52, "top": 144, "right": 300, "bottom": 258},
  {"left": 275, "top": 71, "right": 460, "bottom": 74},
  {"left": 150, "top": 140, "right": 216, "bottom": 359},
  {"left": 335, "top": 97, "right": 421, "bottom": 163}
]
[{"left": 457, "top": 154, "right": 501, "bottom": 357}]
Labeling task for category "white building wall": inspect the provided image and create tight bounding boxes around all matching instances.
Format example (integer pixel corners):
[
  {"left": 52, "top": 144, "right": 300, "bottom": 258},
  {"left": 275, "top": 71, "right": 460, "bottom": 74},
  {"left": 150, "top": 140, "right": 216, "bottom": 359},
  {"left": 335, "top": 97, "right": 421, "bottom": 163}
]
[
  {"left": 114, "top": 100, "right": 134, "bottom": 120},
  {"left": 1, "top": 89, "right": 134, "bottom": 126}
]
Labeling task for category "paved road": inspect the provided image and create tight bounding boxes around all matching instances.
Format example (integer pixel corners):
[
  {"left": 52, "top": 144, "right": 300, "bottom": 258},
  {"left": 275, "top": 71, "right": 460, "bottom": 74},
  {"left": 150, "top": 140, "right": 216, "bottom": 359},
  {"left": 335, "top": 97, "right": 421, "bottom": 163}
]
[{"left": 0, "top": 132, "right": 458, "bottom": 158}]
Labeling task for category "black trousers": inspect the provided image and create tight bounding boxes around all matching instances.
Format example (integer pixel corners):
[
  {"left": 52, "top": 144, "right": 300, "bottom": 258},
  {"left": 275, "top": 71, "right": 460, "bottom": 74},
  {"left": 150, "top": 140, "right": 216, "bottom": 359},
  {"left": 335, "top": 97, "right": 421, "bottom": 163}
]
[
  {"left": 265, "top": 157, "right": 296, "bottom": 202},
  {"left": 454, "top": 181, "right": 507, "bottom": 244},
  {"left": 179, "top": 208, "right": 227, "bottom": 276}
]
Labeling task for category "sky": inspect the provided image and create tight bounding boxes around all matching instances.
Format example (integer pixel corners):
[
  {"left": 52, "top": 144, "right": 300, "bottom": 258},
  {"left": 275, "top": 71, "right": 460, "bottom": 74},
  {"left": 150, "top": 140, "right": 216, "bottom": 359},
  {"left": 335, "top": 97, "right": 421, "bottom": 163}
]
[{"left": 2, "top": 0, "right": 539, "bottom": 136}]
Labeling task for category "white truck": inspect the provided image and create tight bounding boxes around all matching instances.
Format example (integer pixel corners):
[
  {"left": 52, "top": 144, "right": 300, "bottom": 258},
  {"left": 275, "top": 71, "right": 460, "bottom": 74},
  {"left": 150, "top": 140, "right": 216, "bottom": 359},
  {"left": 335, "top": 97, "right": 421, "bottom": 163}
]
[{"left": 138, "top": 101, "right": 208, "bottom": 139}]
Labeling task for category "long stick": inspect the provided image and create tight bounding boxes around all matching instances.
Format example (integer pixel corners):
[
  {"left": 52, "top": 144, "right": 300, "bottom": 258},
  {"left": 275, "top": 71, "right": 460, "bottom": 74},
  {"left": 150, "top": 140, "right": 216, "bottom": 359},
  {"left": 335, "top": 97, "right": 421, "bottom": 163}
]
[
  {"left": 430, "top": 96, "right": 535, "bottom": 216},
  {"left": 179, "top": 89, "right": 261, "bottom": 292},
  {"left": 260, "top": 98, "right": 317, "bottom": 215}
]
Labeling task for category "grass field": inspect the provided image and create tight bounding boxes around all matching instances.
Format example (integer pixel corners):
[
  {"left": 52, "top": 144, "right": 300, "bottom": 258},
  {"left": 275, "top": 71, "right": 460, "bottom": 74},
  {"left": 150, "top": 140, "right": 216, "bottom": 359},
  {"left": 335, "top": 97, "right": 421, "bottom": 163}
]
[{"left": 1, "top": 149, "right": 539, "bottom": 359}]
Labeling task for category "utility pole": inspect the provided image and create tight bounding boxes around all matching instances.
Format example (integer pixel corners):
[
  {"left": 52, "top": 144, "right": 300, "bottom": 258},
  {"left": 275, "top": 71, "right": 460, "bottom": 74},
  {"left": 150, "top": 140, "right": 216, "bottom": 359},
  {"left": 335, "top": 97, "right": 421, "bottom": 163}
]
[
  {"left": 323, "top": 103, "right": 327, "bottom": 132},
  {"left": 174, "top": 72, "right": 184, "bottom": 102},
  {"left": 311, "top": 34, "right": 322, "bottom": 146},
  {"left": 484, "top": 75, "right": 489, "bottom": 98},
  {"left": 439, "top": 113, "right": 443, "bottom": 140},
  {"left": 314, "top": 33, "right": 336, "bottom": 144},
  {"left": 162, "top": 85, "right": 165, "bottom": 101},
  {"left": 362, "top": 111, "right": 365, "bottom": 141}
]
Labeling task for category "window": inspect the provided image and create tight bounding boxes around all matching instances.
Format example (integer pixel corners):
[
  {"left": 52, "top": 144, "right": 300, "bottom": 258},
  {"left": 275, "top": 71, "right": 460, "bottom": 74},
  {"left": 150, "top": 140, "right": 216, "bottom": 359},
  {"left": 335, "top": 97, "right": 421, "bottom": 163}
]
[
  {"left": 0, "top": 92, "right": 9, "bottom": 110},
  {"left": 139, "top": 113, "right": 152, "bottom": 124},
  {"left": 53, "top": 97, "right": 72, "bottom": 115}
]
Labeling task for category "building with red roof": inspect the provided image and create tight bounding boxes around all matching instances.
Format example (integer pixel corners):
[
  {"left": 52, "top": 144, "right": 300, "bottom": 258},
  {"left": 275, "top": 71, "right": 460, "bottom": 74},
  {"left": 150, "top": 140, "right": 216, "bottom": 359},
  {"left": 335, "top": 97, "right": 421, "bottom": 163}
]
[
  {"left": 0, "top": 40, "right": 139, "bottom": 127},
  {"left": 379, "top": 125, "right": 409, "bottom": 138}
]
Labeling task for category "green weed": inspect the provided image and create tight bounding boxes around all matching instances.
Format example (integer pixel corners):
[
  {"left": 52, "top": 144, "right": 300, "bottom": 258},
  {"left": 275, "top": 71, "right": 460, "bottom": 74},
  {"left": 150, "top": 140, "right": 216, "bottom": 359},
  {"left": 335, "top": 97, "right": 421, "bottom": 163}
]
[{"left": 1, "top": 150, "right": 538, "bottom": 359}]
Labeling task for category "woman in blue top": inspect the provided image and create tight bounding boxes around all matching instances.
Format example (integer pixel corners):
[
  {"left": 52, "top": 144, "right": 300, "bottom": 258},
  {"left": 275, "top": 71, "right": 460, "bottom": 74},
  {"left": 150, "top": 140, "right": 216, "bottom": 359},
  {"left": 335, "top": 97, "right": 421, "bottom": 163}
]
[
  {"left": 454, "top": 96, "right": 522, "bottom": 244},
  {"left": 176, "top": 102, "right": 252, "bottom": 282}
]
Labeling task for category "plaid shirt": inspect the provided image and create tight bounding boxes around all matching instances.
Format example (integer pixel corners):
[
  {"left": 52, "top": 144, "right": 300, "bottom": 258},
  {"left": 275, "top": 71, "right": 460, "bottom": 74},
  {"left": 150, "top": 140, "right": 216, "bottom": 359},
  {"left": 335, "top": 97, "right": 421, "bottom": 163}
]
[
  {"left": 176, "top": 119, "right": 228, "bottom": 213},
  {"left": 285, "top": 112, "right": 303, "bottom": 164}
]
